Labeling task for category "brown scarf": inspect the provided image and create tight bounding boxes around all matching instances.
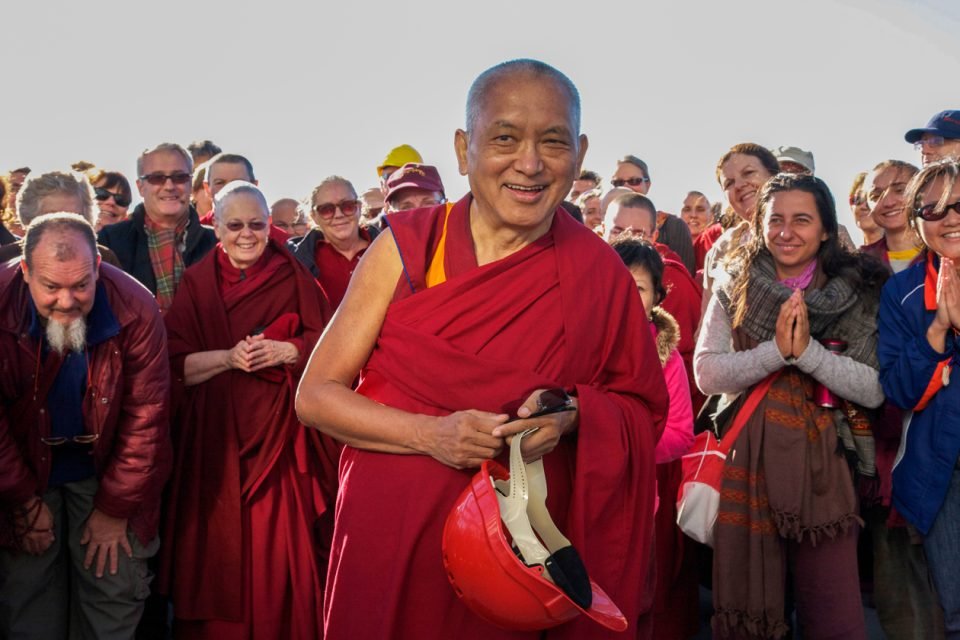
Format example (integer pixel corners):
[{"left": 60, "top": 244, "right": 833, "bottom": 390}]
[{"left": 712, "top": 255, "right": 878, "bottom": 639}]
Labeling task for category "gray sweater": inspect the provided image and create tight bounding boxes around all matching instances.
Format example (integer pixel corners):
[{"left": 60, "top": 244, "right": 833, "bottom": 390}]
[{"left": 694, "top": 295, "right": 885, "bottom": 409}]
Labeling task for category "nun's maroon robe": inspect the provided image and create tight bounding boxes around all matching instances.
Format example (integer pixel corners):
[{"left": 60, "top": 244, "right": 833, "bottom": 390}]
[{"left": 160, "top": 241, "right": 339, "bottom": 639}]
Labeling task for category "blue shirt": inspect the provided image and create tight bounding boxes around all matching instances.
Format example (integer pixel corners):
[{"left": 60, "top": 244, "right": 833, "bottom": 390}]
[{"left": 28, "top": 282, "right": 120, "bottom": 486}]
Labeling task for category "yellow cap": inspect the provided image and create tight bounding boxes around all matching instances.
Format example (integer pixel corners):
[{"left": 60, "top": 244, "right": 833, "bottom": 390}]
[{"left": 377, "top": 144, "right": 423, "bottom": 176}]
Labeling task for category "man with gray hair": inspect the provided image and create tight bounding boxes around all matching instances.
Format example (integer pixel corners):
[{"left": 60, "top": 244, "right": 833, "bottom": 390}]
[
  {"left": 0, "top": 213, "right": 171, "bottom": 638},
  {"left": 98, "top": 142, "right": 217, "bottom": 312},
  {"left": 0, "top": 171, "right": 122, "bottom": 267}
]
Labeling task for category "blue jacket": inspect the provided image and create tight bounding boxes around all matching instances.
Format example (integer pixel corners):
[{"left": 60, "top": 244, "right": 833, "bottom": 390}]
[{"left": 879, "top": 253, "right": 960, "bottom": 535}]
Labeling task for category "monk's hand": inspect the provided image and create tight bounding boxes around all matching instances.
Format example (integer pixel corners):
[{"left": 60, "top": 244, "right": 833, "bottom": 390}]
[
  {"left": 424, "top": 410, "right": 508, "bottom": 470},
  {"left": 14, "top": 497, "right": 55, "bottom": 556},
  {"left": 493, "top": 389, "right": 579, "bottom": 463},
  {"left": 245, "top": 335, "right": 299, "bottom": 370},
  {"left": 775, "top": 294, "right": 798, "bottom": 359},
  {"left": 80, "top": 509, "right": 132, "bottom": 578}
]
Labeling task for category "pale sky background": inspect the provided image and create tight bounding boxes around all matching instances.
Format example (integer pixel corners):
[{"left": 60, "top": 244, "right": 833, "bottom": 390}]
[{"left": 3, "top": 0, "right": 959, "bottom": 241}]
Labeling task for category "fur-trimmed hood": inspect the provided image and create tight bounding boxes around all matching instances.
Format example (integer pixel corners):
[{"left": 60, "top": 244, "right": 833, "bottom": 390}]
[{"left": 650, "top": 307, "right": 680, "bottom": 366}]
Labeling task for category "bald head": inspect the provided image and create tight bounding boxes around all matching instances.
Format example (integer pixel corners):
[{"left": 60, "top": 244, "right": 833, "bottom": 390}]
[
  {"left": 465, "top": 59, "right": 581, "bottom": 135},
  {"left": 270, "top": 198, "right": 301, "bottom": 234}
]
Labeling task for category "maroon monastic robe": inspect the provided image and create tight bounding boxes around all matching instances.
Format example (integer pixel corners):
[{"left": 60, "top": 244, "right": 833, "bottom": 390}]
[
  {"left": 160, "top": 240, "right": 338, "bottom": 639},
  {"left": 323, "top": 196, "right": 668, "bottom": 639}
]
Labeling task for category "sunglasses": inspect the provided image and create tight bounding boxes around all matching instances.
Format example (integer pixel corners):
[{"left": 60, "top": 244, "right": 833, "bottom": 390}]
[
  {"left": 914, "top": 136, "right": 947, "bottom": 151},
  {"left": 915, "top": 199, "right": 960, "bottom": 222},
  {"left": 313, "top": 199, "right": 361, "bottom": 219},
  {"left": 94, "top": 187, "right": 131, "bottom": 208},
  {"left": 223, "top": 220, "right": 268, "bottom": 232},
  {"left": 41, "top": 433, "right": 100, "bottom": 446},
  {"left": 610, "top": 177, "right": 650, "bottom": 188},
  {"left": 139, "top": 172, "right": 192, "bottom": 187}
]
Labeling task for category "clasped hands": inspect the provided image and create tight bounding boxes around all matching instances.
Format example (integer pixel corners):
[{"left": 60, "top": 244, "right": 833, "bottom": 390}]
[
  {"left": 425, "top": 388, "right": 579, "bottom": 470},
  {"left": 775, "top": 289, "right": 811, "bottom": 361},
  {"left": 226, "top": 334, "right": 298, "bottom": 372},
  {"left": 928, "top": 257, "right": 960, "bottom": 353}
]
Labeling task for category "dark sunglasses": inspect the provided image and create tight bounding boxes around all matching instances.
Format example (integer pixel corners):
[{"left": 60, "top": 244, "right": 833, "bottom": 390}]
[
  {"left": 223, "top": 220, "right": 269, "bottom": 232},
  {"left": 94, "top": 187, "right": 131, "bottom": 208},
  {"left": 610, "top": 177, "right": 650, "bottom": 188},
  {"left": 915, "top": 199, "right": 960, "bottom": 222},
  {"left": 139, "top": 172, "right": 192, "bottom": 187},
  {"left": 313, "top": 199, "right": 361, "bottom": 219}
]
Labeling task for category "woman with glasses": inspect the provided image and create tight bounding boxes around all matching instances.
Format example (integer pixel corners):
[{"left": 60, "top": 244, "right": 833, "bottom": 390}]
[
  {"left": 160, "top": 182, "right": 338, "bottom": 639},
  {"left": 695, "top": 173, "right": 887, "bottom": 639},
  {"left": 861, "top": 160, "right": 921, "bottom": 273},
  {"left": 290, "top": 175, "right": 380, "bottom": 310},
  {"left": 859, "top": 158, "right": 943, "bottom": 640},
  {"left": 880, "top": 160, "right": 960, "bottom": 639},
  {"left": 86, "top": 169, "right": 132, "bottom": 231}
]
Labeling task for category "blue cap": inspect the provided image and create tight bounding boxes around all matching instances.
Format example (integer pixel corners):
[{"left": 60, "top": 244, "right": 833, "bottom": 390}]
[{"left": 905, "top": 110, "right": 960, "bottom": 143}]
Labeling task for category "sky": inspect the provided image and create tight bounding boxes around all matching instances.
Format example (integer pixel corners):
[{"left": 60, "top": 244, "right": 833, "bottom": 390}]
[{"left": 3, "top": 0, "right": 960, "bottom": 240}]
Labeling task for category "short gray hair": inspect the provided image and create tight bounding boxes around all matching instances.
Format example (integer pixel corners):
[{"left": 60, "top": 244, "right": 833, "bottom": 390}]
[
  {"left": 22, "top": 212, "right": 99, "bottom": 269},
  {"left": 465, "top": 59, "right": 581, "bottom": 135},
  {"left": 17, "top": 171, "right": 96, "bottom": 227},
  {"left": 136, "top": 142, "right": 193, "bottom": 177},
  {"left": 213, "top": 181, "right": 269, "bottom": 223}
]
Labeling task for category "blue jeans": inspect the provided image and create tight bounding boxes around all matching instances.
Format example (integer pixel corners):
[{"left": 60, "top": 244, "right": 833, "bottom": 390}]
[{"left": 925, "top": 467, "right": 960, "bottom": 639}]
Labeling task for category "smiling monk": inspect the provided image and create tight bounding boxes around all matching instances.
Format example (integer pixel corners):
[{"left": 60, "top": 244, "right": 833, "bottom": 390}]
[{"left": 296, "top": 59, "right": 668, "bottom": 639}]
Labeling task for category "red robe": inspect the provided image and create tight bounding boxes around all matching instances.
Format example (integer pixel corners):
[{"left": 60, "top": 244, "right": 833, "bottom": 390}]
[
  {"left": 323, "top": 196, "right": 668, "bottom": 639},
  {"left": 693, "top": 223, "right": 724, "bottom": 273},
  {"left": 656, "top": 251, "right": 705, "bottom": 415},
  {"left": 160, "top": 241, "right": 338, "bottom": 639}
]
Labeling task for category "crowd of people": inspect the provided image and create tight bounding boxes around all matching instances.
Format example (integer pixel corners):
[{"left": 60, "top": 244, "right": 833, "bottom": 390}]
[{"left": 0, "top": 58, "right": 959, "bottom": 639}]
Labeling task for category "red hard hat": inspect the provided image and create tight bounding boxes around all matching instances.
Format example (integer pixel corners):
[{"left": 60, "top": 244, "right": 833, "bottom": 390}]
[{"left": 442, "top": 455, "right": 628, "bottom": 632}]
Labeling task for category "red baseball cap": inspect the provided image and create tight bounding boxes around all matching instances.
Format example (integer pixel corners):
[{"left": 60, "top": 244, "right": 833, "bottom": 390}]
[{"left": 385, "top": 163, "right": 445, "bottom": 202}]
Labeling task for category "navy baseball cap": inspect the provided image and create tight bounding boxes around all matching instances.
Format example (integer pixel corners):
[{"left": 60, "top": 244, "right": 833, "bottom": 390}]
[{"left": 905, "top": 110, "right": 960, "bottom": 143}]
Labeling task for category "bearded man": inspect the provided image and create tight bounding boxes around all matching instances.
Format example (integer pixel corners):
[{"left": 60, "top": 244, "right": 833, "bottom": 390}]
[{"left": 0, "top": 213, "right": 171, "bottom": 638}]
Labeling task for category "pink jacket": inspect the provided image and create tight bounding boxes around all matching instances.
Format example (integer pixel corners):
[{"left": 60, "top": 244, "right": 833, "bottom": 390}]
[{"left": 650, "top": 308, "right": 695, "bottom": 464}]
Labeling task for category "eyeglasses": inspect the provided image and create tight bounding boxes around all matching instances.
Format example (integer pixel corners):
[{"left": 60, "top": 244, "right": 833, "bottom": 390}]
[
  {"left": 94, "top": 187, "right": 131, "bottom": 208},
  {"left": 849, "top": 194, "right": 866, "bottom": 207},
  {"left": 35, "top": 343, "right": 101, "bottom": 447},
  {"left": 41, "top": 433, "right": 100, "bottom": 446},
  {"left": 223, "top": 220, "right": 268, "bottom": 232},
  {"left": 610, "top": 177, "right": 650, "bottom": 188},
  {"left": 313, "top": 199, "right": 361, "bottom": 219},
  {"left": 915, "top": 136, "right": 947, "bottom": 151},
  {"left": 139, "top": 172, "right": 192, "bottom": 187},
  {"left": 915, "top": 199, "right": 960, "bottom": 222}
]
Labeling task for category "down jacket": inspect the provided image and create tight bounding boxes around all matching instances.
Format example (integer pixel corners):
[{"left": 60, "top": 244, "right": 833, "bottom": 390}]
[{"left": 0, "top": 261, "right": 172, "bottom": 545}]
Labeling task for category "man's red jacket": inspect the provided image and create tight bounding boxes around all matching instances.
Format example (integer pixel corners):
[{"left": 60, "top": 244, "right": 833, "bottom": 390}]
[{"left": 0, "top": 260, "right": 172, "bottom": 546}]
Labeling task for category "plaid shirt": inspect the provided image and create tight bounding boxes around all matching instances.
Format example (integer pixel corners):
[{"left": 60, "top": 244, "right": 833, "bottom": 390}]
[{"left": 144, "top": 215, "right": 188, "bottom": 312}]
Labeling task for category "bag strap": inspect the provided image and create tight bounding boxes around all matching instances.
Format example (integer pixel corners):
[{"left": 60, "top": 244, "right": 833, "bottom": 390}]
[{"left": 717, "top": 370, "right": 782, "bottom": 455}]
